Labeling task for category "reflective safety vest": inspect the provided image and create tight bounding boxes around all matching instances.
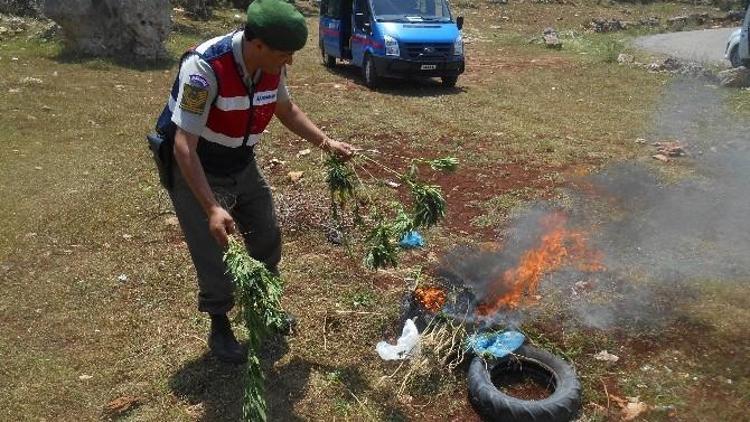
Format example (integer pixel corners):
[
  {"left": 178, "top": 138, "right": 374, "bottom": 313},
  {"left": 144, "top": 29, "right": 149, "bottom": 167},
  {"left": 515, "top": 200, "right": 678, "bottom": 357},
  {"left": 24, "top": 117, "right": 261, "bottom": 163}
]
[{"left": 156, "top": 32, "right": 280, "bottom": 174}]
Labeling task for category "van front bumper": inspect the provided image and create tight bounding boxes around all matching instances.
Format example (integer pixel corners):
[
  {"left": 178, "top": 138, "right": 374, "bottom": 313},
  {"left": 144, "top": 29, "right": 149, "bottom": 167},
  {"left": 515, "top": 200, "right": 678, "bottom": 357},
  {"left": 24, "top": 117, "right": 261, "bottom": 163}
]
[{"left": 372, "top": 56, "right": 465, "bottom": 78}]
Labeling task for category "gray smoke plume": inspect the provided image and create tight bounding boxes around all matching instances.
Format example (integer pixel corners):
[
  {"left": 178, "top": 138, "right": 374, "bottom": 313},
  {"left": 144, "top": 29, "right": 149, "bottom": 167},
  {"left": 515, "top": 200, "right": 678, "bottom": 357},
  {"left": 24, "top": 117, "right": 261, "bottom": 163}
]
[{"left": 438, "top": 77, "right": 750, "bottom": 330}]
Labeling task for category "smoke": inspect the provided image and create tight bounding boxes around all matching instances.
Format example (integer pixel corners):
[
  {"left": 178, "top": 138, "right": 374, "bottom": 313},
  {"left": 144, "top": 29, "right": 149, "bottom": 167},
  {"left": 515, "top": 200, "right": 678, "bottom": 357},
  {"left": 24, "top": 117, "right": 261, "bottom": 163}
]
[{"left": 437, "top": 77, "right": 750, "bottom": 330}]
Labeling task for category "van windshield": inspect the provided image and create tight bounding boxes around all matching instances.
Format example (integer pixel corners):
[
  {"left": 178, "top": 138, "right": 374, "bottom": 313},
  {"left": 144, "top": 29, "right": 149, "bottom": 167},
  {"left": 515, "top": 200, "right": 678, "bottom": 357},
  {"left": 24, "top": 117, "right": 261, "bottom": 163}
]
[{"left": 371, "top": 0, "right": 452, "bottom": 22}]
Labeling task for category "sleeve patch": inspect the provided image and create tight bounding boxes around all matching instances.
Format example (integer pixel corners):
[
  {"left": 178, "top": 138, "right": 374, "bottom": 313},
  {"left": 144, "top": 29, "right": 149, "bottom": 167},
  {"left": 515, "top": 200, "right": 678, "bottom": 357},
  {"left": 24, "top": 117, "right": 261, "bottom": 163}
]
[
  {"left": 180, "top": 83, "right": 209, "bottom": 114},
  {"left": 189, "top": 74, "right": 210, "bottom": 88}
]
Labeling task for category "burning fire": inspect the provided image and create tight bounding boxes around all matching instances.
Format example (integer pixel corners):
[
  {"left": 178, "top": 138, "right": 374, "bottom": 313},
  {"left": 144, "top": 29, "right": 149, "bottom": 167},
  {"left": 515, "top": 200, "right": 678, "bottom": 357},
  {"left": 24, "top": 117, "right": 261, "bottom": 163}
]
[
  {"left": 414, "top": 286, "right": 447, "bottom": 313},
  {"left": 476, "top": 212, "right": 605, "bottom": 317}
]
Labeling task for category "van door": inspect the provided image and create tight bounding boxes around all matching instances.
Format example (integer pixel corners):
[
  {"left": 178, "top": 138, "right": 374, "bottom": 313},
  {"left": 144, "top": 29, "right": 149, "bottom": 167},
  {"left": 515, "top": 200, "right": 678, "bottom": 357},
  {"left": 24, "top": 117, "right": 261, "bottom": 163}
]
[
  {"left": 351, "top": 0, "right": 372, "bottom": 66},
  {"left": 321, "top": 0, "right": 343, "bottom": 58},
  {"left": 741, "top": 6, "right": 750, "bottom": 60}
]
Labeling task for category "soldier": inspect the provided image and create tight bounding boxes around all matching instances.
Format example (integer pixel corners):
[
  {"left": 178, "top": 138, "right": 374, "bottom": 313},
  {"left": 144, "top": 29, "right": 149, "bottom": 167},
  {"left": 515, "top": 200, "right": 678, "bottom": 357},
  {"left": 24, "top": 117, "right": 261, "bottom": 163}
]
[{"left": 153, "top": 0, "right": 355, "bottom": 363}]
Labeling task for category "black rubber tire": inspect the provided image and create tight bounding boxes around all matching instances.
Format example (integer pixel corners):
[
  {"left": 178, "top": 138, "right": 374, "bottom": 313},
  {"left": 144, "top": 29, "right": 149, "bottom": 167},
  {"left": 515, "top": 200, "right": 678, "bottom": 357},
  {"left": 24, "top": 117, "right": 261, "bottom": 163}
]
[
  {"left": 363, "top": 54, "right": 380, "bottom": 89},
  {"left": 730, "top": 46, "right": 741, "bottom": 68},
  {"left": 442, "top": 75, "right": 458, "bottom": 88},
  {"left": 468, "top": 344, "right": 582, "bottom": 422}
]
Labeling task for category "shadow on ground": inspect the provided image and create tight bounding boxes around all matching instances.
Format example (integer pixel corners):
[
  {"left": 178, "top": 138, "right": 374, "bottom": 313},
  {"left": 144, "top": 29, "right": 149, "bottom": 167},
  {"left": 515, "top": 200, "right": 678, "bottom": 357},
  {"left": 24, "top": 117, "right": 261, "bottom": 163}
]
[
  {"left": 169, "top": 335, "right": 308, "bottom": 421},
  {"left": 53, "top": 48, "right": 177, "bottom": 71},
  {"left": 324, "top": 62, "right": 468, "bottom": 97}
]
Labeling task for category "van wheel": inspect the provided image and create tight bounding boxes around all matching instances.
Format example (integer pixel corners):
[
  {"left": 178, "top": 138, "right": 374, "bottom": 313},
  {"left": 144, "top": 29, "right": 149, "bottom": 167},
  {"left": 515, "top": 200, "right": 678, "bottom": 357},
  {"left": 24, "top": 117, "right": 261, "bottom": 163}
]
[
  {"left": 321, "top": 46, "right": 336, "bottom": 68},
  {"left": 441, "top": 75, "right": 458, "bottom": 88},
  {"left": 730, "top": 46, "right": 741, "bottom": 68},
  {"left": 363, "top": 55, "right": 380, "bottom": 89}
]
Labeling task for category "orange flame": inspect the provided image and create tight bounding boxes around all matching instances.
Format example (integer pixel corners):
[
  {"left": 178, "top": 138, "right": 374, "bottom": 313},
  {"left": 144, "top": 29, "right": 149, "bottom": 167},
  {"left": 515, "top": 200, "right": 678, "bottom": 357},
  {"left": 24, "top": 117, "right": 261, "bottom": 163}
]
[
  {"left": 476, "top": 212, "right": 605, "bottom": 317},
  {"left": 414, "top": 286, "right": 447, "bottom": 313}
]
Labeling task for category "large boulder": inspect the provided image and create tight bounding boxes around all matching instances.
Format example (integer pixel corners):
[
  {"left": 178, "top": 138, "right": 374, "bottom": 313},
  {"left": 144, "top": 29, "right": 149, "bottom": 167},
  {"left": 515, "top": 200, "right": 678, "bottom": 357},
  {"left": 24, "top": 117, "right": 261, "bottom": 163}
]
[
  {"left": 0, "top": 0, "right": 42, "bottom": 17},
  {"left": 172, "top": 0, "right": 211, "bottom": 19},
  {"left": 42, "top": 0, "right": 171, "bottom": 62}
]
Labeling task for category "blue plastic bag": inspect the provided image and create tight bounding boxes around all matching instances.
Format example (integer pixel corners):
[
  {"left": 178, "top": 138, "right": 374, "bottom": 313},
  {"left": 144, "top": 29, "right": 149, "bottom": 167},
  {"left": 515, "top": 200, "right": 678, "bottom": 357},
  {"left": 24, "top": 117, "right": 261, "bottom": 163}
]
[
  {"left": 467, "top": 331, "right": 525, "bottom": 358},
  {"left": 399, "top": 230, "right": 424, "bottom": 249}
]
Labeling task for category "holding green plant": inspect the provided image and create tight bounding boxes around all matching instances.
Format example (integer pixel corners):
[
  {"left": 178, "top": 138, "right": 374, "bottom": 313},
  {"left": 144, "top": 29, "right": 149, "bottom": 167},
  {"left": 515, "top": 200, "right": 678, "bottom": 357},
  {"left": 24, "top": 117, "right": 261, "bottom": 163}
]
[
  {"left": 325, "top": 152, "right": 458, "bottom": 270},
  {"left": 223, "top": 235, "right": 286, "bottom": 422}
]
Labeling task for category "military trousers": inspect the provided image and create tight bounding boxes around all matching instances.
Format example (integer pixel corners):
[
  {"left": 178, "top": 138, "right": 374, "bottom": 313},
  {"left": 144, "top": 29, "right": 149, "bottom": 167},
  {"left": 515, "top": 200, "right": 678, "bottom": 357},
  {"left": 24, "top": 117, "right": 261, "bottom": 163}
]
[{"left": 168, "top": 158, "right": 281, "bottom": 315}]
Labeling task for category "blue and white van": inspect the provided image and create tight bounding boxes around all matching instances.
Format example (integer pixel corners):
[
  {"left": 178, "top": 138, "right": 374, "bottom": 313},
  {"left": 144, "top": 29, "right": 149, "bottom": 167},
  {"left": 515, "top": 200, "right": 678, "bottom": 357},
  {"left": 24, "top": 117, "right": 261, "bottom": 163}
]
[{"left": 318, "top": 0, "right": 465, "bottom": 88}]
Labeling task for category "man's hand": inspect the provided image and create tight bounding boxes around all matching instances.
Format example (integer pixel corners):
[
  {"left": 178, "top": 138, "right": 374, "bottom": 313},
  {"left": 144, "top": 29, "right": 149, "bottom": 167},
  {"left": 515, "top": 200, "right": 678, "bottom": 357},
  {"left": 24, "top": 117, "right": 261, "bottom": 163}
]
[
  {"left": 323, "top": 139, "right": 355, "bottom": 161},
  {"left": 208, "top": 206, "right": 236, "bottom": 248}
]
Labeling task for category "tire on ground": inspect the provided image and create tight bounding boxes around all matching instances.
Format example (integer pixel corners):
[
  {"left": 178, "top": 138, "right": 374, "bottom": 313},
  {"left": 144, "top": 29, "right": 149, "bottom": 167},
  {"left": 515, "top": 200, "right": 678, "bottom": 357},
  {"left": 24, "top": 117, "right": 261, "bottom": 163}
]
[{"left": 468, "top": 344, "right": 582, "bottom": 422}]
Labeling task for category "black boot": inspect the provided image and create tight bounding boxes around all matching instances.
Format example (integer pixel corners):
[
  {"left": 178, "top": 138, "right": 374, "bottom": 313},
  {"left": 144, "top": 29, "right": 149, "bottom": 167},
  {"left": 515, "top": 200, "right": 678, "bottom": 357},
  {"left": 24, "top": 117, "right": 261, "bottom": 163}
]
[{"left": 208, "top": 314, "right": 247, "bottom": 364}]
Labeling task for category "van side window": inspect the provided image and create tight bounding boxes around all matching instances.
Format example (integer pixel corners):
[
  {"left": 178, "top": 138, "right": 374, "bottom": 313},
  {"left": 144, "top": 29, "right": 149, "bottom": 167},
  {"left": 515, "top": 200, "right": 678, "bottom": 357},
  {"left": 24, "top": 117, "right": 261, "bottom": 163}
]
[{"left": 354, "top": 0, "right": 370, "bottom": 30}]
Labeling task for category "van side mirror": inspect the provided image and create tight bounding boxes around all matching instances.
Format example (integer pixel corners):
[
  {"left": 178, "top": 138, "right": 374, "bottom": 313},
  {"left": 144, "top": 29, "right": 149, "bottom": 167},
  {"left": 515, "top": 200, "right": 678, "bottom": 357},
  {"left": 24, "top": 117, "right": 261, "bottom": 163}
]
[{"left": 456, "top": 16, "right": 464, "bottom": 30}]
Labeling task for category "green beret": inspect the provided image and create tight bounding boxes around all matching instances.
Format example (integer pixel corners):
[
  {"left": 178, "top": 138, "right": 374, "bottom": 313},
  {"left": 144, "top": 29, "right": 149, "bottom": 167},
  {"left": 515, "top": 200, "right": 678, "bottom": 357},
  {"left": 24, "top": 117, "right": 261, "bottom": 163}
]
[{"left": 246, "top": 0, "right": 308, "bottom": 52}]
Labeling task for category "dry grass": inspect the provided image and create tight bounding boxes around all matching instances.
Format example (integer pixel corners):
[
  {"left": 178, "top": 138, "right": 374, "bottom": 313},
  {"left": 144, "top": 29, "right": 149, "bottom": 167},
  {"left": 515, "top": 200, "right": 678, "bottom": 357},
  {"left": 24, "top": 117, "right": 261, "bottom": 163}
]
[{"left": 1, "top": 1, "right": 748, "bottom": 420}]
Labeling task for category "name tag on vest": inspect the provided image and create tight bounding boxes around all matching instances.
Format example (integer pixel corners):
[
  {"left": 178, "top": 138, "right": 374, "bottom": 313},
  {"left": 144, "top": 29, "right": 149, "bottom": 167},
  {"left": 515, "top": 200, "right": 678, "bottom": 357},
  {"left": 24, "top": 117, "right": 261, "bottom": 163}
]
[{"left": 253, "top": 90, "right": 278, "bottom": 106}]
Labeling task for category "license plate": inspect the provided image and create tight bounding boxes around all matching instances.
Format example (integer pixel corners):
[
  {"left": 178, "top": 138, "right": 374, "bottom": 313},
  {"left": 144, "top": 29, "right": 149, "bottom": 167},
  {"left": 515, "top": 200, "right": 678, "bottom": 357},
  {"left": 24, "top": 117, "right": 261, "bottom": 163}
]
[{"left": 420, "top": 64, "right": 437, "bottom": 70}]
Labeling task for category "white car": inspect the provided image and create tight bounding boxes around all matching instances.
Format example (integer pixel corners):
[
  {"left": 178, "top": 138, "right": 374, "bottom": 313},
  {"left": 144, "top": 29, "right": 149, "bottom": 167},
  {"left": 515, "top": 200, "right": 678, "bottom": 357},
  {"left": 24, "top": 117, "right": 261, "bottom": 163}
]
[{"left": 725, "top": 9, "right": 750, "bottom": 67}]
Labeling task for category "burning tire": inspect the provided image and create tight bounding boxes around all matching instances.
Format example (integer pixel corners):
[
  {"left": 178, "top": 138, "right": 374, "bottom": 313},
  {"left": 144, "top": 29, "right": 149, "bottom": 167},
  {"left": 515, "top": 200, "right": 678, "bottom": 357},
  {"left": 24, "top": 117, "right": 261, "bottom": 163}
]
[{"left": 468, "top": 344, "right": 581, "bottom": 422}]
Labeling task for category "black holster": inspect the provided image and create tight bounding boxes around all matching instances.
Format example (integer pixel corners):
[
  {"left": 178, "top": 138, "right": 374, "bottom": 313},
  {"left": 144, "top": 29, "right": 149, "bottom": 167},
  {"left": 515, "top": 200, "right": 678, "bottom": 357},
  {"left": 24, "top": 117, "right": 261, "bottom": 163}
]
[{"left": 147, "top": 133, "right": 174, "bottom": 190}]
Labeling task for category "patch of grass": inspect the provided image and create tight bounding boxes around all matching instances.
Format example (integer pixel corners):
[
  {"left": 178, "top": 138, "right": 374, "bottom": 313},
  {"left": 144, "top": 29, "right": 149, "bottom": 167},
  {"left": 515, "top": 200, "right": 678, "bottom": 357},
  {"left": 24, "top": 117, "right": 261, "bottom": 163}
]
[
  {"left": 472, "top": 187, "right": 537, "bottom": 228},
  {"left": 563, "top": 31, "right": 628, "bottom": 64},
  {"left": 346, "top": 290, "right": 377, "bottom": 308}
]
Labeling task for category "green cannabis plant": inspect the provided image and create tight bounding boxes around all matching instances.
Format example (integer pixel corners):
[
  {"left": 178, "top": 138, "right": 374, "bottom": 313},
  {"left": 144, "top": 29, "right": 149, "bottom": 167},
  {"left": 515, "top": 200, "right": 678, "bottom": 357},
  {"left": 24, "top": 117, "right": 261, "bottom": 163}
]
[
  {"left": 223, "top": 236, "right": 285, "bottom": 422},
  {"left": 324, "top": 152, "right": 458, "bottom": 270}
]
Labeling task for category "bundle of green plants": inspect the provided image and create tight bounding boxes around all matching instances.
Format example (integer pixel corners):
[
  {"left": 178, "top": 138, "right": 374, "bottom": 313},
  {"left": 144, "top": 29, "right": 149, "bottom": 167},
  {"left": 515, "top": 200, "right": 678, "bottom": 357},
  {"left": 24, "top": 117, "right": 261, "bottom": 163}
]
[
  {"left": 223, "top": 235, "right": 285, "bottom": 422},
  {"left": 325, "top": 152, "right": 458, "bottom": 270}
]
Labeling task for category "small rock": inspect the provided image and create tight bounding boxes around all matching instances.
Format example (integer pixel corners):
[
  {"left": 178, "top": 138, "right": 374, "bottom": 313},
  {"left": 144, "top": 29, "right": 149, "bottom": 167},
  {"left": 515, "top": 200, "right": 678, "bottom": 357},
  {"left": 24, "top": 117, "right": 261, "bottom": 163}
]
[
  {"left": 268, "top": 158, "right": 286, "bottom": 168},
  {"left": 542, "top": 27, "right": 562, "bottom": 49},
  {"left": 635, "top": 138, "right": 647, "bottom": 144},
  {"left": 104, "top": 395, "right": 142, "bottom": 416},
  {"left": 326, "top": 227, "right": 344, "bottom": 245},
  {"left": 164, "top": 216, "right": 179, "bottom": 227},
  {"left": 20, "top": 77, "right": 43, "bottom": 85},
  {"left": 41, "top": 106, "right": 52, "bottom": 112},
  {"left": 654, "top": 140, "right": 686, "bottom": 157},
  {"left": 296, "top": 148, "right": 311, "bottom": 158},
  {"left": 617, "top": 54, "right": 634, "bottom": 65},
  {"left": 622, "top": 399, "right": 650, "bottom": 421},
  {"left": 79, "top": 374, "right": 93, "bottom": 380},
  {"left": 594, "top": 350, "right": 620, "bottom": 363},
  {"left": 288, "top": 171, "right": 304, "bottom": 182},
  {"left": 117, "top": 274, "right": 128, "bottom": 283},
  {"left": 8, "top": 88, "right": 20, "bottom": 93},
  {"left": 385, "top": 180, "right": 401, "bottom": 188},
  {"left": 652, "top": 154, "right": 670, "bottom": 162}
]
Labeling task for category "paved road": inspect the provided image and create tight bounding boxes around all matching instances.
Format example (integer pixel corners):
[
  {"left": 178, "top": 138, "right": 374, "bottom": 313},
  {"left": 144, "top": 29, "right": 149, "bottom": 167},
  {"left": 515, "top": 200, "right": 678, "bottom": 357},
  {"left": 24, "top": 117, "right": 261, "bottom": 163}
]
[{"left": 633, "top": 27, "right": 739, "bottom": 66}]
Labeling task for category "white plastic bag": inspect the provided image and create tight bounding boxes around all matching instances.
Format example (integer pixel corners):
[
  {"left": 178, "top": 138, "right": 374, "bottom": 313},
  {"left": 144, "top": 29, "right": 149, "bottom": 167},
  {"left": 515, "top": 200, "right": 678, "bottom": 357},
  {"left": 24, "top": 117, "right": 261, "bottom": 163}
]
[{"left": 376, "top": 319, "right": 420, "bottom": 360}]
